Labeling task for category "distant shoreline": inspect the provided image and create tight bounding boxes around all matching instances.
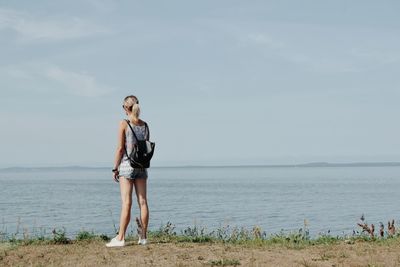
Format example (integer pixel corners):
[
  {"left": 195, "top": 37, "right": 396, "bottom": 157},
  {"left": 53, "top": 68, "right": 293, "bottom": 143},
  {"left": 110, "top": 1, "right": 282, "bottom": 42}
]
[{"left": 2, "top": 161, "right": 400, "bottom": 172}]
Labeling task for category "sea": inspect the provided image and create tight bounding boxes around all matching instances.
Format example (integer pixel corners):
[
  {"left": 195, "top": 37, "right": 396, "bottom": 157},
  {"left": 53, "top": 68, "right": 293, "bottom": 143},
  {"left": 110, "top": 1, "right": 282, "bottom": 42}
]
[{"left": 1, "top": 166, "right": 399, "bottom": 239}]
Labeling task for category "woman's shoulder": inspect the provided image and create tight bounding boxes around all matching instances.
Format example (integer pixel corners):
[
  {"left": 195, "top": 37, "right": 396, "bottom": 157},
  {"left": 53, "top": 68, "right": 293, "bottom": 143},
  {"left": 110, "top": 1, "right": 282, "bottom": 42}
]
[
  {"left": 119, "top": 119, "right": 128, "bottom": 127},
  {"left": 138, "top": 119, "right": 147, "bottom": 126},
  {"left": 122, "top": 119, "right": 148, "bottom": 127}
]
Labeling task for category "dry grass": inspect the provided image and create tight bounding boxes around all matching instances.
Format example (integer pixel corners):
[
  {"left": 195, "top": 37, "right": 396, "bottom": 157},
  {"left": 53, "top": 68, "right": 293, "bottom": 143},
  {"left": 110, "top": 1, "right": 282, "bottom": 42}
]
[{"left": 1, "top": 238, "right": 400, "bottom": 267}]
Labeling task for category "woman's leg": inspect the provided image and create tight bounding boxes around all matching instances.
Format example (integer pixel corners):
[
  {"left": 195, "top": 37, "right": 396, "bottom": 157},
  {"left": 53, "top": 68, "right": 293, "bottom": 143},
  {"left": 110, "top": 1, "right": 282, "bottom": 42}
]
[
  {"left": 117, "top": 176, "right": 134, "bottom": 240},
  {"left": 134, "top": 178, "right": 149, "bottom": 238}
]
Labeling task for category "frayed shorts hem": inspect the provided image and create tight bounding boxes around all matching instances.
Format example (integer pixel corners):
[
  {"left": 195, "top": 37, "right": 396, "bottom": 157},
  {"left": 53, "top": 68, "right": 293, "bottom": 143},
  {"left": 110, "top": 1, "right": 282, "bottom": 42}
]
[{"left": 118, "top": 168, "right": 148, "bottom": 180}]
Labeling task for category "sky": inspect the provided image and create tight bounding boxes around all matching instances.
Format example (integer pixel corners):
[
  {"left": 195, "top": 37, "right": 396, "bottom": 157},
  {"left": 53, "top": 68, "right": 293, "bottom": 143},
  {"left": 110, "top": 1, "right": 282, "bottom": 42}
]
[{"left": 0, "top": 0, "right": 400, "bottom": 167}]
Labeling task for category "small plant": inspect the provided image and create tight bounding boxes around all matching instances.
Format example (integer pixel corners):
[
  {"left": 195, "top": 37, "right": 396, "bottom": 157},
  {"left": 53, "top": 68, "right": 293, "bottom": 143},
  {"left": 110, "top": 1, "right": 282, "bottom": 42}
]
[
  {"left": 314, "top": 234, "right": 340, "bottom": 245},
  {"left": 148, "top": 222, "right": 177, "bottom": 242},
  {"left": 180, "top": 225, "right": 213, "bottom": 243},
  {"left": 215, "top": 225, "right": 231, "bottom": 241},
  {"left": 208, "top": 258, "right": 241, "bottom": 266},
  {"left": 52, "top": 228, "right": 70, "bottom": 244},
  {"left": 356, "top": 215, "right": 397, "bottom": 239},
  {"left": 159, "top": 221, "right": 176, "bottom": 236},
  {"left": 252, "top": 226, "right": 264, "bottom": 239},
  {"left": 0, "top": 231, "right": 6, "bottom": 242},
  {"left": 388, "top": 220, "right": 396, "bottom": 237},
  {"left": 99, "top": 234, "right": 110, "bottom": 241},
  {"left": 8, "top": 233, "right": 17, "bottom": 243},
  {"left": 76, "top": 230, "right": 96, "bottom": 241}
]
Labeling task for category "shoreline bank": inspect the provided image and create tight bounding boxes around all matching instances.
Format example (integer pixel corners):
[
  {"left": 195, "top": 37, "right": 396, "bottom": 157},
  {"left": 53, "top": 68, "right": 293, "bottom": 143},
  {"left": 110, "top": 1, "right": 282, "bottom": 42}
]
[{"left": 2, "top": 236, "right": 400, "bottom": 266}]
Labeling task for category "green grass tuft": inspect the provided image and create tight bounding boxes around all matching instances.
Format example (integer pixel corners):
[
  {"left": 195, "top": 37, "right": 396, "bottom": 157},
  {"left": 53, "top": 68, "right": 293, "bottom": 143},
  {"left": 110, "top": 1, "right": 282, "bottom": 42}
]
[
  {"left": 51, "top": 228, "right": 71, "bottom": 244},
  {"left": 76, "top": 230, "right": 97, "bottom": 241},
  {"left": 208, "top": 258, "right": 241, "bottom": 266}
]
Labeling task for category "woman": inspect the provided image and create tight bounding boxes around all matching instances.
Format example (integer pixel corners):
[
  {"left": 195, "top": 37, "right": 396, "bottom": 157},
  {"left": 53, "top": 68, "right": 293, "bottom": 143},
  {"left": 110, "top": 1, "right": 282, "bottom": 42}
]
[{"left": 106, "top": 95, "right": 150, "bottom": 247}]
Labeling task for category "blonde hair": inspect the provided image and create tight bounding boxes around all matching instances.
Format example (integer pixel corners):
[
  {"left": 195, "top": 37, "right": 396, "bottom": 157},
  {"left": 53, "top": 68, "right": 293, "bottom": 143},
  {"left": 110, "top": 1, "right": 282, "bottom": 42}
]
[{"left": 123, "top": 95, "right": 141, "bottom": 121}]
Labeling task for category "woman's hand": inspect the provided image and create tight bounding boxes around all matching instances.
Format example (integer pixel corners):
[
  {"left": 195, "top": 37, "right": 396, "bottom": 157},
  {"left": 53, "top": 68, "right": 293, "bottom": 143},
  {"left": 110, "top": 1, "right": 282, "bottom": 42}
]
[
  {"left": 113, "top": 171, "right": 120, "bottom": 183},
  {"left": 112, "top": 120, "right": 126, "bottom": 183}
]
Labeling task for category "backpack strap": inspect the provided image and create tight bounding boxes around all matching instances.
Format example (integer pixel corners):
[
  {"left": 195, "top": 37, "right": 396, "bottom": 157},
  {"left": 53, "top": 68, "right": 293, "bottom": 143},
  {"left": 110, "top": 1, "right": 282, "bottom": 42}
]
[
  {"left": 144, "top": 122, "right": 150, "bottom": 141},
  {"left": 124, "top": 120, "right": 133, "bottom": 159},
  {"left": 124, "top": 119, "right": 138, "bottom": 159},
  {"left": 125, "top": 119, "right": 139, "bottom": 142}
]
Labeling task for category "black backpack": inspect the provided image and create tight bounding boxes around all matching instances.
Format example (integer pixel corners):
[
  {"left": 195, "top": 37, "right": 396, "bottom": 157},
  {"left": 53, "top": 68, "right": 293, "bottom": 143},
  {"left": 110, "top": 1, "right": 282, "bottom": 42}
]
[{"left": 125, "top": 120, "right": 155, "bottom": 168}]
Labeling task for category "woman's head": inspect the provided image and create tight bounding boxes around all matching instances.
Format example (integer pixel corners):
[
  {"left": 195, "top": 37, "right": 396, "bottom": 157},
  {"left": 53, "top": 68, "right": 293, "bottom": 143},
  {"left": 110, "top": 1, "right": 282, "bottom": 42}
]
[{"left": 123, "top": 95, "right": 140, "bottom": 121}]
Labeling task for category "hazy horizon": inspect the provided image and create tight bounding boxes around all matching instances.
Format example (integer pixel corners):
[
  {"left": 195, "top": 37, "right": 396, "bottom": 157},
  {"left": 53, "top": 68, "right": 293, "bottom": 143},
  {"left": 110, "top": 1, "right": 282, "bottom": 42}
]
[
  {"left": 3, "top": 160, "right": 400, "bottom": 170},
  {"left": 1, "top": 1, "right": 400, "bottom": 167}
]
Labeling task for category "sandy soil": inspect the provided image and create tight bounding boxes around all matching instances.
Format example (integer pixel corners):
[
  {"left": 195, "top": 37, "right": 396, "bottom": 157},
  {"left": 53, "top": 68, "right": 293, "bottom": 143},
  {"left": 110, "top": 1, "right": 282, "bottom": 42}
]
[{"left": 1, "top": 239, "right": 400, "bottom": 267}]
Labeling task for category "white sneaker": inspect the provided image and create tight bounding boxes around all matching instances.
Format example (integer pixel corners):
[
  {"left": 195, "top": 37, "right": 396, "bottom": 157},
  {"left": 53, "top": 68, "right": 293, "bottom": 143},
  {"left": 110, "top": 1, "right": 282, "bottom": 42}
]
[
  {"left": 138, "top": 238, "right": 148, "bottom": 245},
  {"left": 105, "top": 236, "right": 125, "bottom": 247}
]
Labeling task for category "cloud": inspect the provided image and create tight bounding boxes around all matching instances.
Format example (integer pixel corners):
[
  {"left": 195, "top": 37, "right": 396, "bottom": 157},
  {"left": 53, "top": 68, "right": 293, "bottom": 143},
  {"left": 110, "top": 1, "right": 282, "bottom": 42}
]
[
  {"left": 44, "top": 66, "right": 113, "bottom": 97},
  {"left": 0, "top": 7, "right": 107, "bottom": 42},
  {"left": 2, "top": 63, "right": 114, "bottom": 97},
  {"left": 44, "top": 66, "right": 114, "bottom": 97}
]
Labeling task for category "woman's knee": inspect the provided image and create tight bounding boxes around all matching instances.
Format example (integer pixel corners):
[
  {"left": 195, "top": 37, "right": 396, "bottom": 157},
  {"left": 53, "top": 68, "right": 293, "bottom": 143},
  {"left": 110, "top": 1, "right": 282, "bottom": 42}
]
[
  {"left": 138, "top": 197, "right": 147, "bottom": 207},
  {"left": 122, "top": 198, "right": 132, "bottom": 208}
]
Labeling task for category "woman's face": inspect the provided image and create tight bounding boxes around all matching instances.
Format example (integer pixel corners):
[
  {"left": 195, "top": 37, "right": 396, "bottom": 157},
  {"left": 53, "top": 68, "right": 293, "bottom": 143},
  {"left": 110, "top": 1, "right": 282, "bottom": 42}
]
[{"left": 123, "top": 105, "right": 130, "bottom": 116}]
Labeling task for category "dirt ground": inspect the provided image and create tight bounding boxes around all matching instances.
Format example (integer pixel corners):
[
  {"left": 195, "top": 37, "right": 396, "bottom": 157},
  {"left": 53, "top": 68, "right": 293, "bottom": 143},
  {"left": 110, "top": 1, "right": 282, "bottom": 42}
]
[{"left": 1, "top": 239, "right": 400, "bottom": 267}]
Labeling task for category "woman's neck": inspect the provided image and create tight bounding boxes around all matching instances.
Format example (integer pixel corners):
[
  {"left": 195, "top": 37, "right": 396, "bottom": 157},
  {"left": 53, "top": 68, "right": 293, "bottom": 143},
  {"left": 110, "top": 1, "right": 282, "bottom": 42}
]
[{"left": 129, "top": 118, "right": 141, "bottom": 125}]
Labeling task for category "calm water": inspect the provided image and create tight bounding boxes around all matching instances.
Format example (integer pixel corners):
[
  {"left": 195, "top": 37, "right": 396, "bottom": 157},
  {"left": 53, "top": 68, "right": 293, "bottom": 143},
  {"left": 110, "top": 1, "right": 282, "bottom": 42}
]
[{"left": 1, "top": 166, "right": 399, "bottom": 238}]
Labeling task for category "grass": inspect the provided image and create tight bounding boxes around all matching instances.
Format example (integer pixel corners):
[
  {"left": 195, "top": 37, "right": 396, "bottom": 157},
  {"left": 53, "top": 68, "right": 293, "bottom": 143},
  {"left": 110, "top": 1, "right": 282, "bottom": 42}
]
[
  {"left": 1, "top": 216, "right": 400, "bottom": 249},
  {"left": 208, "top": 258, "right": 241, "bottom": 266},
  {"left": 76, "top": 230, "right": 97, "bottom": 241},
  {"left": 145, "top": 221, "right": 400, "bottom": 249},
  {"left": 1, "top": 222, "right": 400, "bottom": 267}
]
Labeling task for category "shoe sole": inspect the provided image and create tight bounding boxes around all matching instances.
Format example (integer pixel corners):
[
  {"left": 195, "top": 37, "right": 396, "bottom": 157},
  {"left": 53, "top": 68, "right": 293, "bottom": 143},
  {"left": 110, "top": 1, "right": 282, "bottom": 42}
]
[{"left": 105, "top": 244, "right": 125, "bottom": 247}]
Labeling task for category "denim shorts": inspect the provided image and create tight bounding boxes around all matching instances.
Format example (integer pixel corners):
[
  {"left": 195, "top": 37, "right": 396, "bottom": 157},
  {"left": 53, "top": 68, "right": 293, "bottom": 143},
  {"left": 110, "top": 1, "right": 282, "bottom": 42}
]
[{"left": 118, "top": 160, "right": 148, "bottom": 179}]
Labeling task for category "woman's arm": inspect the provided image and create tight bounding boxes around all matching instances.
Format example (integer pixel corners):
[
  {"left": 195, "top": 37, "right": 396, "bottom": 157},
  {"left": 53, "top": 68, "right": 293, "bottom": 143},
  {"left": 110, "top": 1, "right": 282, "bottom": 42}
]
[{"left": 113, "top": 120, "right": 126, "bottom": 172}]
